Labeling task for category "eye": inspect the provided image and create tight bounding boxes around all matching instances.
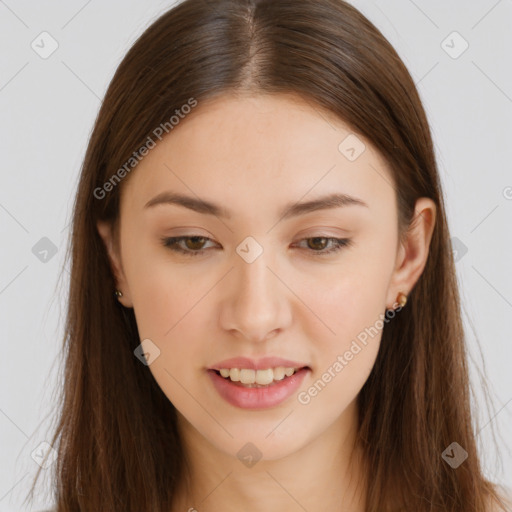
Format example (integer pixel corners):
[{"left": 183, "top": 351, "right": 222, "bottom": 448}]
[
  {"left": 293, "top": 237, "right": 352, "bottom": 255},
  {"left": 161, "top": 236, "right": 217, "bottom": 257},
  {"left": 160, "top": 235, "right": 352, "bottom": 257}
]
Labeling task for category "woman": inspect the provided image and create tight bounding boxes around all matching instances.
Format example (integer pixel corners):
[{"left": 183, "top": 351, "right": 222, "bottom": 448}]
[{"left": 28, "top": 0, "right": 511, "bottom": 510}]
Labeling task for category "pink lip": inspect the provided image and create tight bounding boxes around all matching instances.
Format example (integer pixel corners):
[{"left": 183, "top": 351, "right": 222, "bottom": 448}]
[
  {"left": 207, "top": 367, "right": 310, "bottom": 409},
  {"left": 208, "top": 356, "right": 310, "bottom": 371}
]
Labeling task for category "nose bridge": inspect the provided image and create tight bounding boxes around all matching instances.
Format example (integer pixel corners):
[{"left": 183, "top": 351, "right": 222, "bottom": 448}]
[
  {"left": 220, "top": 241, "right": 289, "bottom": 341},
  {"left": 239, "top": 250, "right": 276, "bottom": 301}
]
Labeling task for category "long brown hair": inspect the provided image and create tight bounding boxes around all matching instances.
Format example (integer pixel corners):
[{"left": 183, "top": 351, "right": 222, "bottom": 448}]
[{"left": 26, "top": 0, "right": 509, "bottom": 510}]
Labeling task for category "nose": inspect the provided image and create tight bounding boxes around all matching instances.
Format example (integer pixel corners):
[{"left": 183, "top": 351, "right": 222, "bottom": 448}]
[{"left": 218, "top": 247, "right": 292, "bottom": 343}]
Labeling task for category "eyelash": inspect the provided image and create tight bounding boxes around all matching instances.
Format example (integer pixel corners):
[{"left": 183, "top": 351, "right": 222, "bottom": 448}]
[{"left": 160, "top": 235, "right": 352, "bottom": 257}]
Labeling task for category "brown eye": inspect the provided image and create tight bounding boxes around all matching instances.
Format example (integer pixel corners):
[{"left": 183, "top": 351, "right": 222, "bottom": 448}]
[
  {"left": 161, "top": 236, "right": 216, "bottom": 256},
  {"left": 306, "top": 237, "right": 329, "bottom": 251},
  {"left": 183, "top": 236, "right": 208, "bottom": 250},
  {"left": 294, "top": 237, "right": 352, "bottom": 256}
]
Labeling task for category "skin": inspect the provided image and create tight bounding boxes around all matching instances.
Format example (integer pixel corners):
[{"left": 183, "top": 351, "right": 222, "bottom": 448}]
[{"left": 97, "top": 93, "right": 436, "bottom": 512}]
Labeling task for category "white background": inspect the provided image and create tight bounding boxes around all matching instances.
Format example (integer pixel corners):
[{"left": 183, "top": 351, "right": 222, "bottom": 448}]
[{"left": 0, "top": 0, "right": 511, "bottom": 510}]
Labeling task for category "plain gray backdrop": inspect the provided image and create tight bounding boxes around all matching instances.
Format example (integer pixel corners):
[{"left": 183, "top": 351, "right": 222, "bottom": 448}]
[{"left": 0, "top": 0, "right": 511, "bottom": 510}]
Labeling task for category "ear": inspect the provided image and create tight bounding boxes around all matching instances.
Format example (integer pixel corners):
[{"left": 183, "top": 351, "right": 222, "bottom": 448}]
[
  {"left": 386, "top": 197, "right": 436, "bottom": 309},
  {"left": 96, "top": 220, "right": 133, "bottom": 308}
]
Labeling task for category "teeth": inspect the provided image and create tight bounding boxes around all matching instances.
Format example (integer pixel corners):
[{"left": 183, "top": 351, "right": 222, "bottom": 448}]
[
  {"left": 217, "top": 367, "right": 300, "bottom": 385},
  {"left": 240, "top": 369, "right": 256, "bottom": 384},
  {"left": 273, "top": 367, "right": 286, "bottom": 381}
]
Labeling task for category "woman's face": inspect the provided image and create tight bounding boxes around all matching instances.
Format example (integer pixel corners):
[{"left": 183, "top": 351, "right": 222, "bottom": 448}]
[{"left": 98, "top": 93, "right": 433, "bottom": 461}]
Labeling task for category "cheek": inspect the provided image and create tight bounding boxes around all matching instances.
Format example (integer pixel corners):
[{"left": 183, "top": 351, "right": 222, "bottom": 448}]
[
  {"left": 128, "top": 260, "right": 209, "bottom": 405},
  {"left": 124, "top": 237, "right": 208, "bottom": 338},
  {"left": 295, "top": 251, "right": 392, "bottom": 346},
  {"left": 300, "top": 279, "right": 384, "bottom": 382},
  {"left": 291, "top": 247, "right": 393, "bottom": 402},
  {"left": 294, "top": 275, "right": 386, "bottom": 420}
]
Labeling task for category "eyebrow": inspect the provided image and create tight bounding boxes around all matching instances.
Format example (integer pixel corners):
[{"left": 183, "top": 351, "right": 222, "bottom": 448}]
[{"left": 144, "top": 191, "right": 368, "bottom": 220}]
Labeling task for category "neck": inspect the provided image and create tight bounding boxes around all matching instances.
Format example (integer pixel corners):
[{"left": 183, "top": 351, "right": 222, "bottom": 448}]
[{"left": 171, "top": 399, "right": 367, "bottom": 512}]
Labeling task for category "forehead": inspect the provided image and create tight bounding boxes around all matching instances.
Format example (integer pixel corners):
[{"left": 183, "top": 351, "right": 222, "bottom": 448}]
[{"left": 121, "top": 93, "right": 395, "bottom": 218}]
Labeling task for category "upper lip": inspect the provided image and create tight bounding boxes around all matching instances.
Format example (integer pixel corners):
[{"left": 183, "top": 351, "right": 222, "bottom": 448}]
[{"left": 209, "top": 357, "right": 310, "bottom": 371}]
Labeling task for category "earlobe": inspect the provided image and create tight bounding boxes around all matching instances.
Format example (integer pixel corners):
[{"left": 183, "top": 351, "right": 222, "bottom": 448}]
[
  {"left": 96, "top": 220, "right": 133, "bottom": 307},
  {"left": 386, "top": 198, "right": 437, "bottom": 309}
]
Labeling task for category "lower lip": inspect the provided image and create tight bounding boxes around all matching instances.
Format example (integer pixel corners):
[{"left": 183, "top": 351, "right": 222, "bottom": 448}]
[{"left": 207, "top": 368, "right": 310, "bottom": 410}]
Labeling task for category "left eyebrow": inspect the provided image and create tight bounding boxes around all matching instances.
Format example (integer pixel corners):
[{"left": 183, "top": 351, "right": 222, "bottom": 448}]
[{"left": 144, "top": 191, "right": 368, "bottom": 220}]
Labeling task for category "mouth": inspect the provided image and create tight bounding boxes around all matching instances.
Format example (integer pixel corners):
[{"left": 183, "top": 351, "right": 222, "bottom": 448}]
[
  {"left": 207, "top": 366, "right": 311, "bottom": 409},
  {"left": 208, "top": 366, "right": 311, "bottom": 388}
]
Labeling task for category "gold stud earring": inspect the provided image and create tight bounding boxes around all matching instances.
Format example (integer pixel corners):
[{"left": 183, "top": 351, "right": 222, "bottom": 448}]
[
  {"left": 114, "top": 290, "right": 123, "bottom": 298},
  {"left": 396, "top": 292, "right": 407, "bottom": 308}
]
